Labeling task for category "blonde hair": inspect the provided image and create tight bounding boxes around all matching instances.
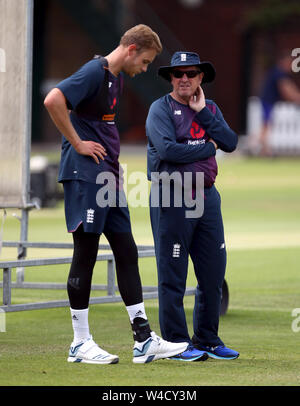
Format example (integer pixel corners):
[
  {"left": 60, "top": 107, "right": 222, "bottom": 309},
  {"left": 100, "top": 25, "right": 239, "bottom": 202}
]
[{"left": 120, "top": 24, "right": 162, "bottom": 54}]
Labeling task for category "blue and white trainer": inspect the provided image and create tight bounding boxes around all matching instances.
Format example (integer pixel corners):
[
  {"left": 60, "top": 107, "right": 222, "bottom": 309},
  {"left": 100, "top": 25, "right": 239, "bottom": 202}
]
[
  {"left": 168, "top": 345, "right": 208, "bottom": 362},
  {"left": 133, "top": 332, "right": 188, "bottom": 364},
  {"left": 67, "top": 336, "right": 119, "bottom": 364},
  {"left": 195, "top": 344, "right": 239, "bottom": 360}
]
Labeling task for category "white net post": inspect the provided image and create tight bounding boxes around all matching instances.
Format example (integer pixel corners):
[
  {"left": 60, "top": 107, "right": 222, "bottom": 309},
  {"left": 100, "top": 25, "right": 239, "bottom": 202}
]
[{"left": 0, "top": 0, "right": 34, "bottom": 282}]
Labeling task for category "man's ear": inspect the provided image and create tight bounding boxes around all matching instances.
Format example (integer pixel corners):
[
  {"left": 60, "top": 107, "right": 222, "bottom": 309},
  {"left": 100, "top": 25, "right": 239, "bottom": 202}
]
[
  {"left": 199, "top": 72, "right": 204, "bottom": 83},
  {"left": 127, "top": 44, "right": 137, "bottom": 56}
]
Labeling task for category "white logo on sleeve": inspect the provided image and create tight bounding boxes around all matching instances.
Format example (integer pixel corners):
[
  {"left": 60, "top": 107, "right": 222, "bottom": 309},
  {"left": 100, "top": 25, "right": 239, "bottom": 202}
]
[
  {"left": 86, "top": 209, "right": 95, "bottom": 224},
  {"left": 174, "top": 110, "right": 182, "bottom": 115},
  {"left": 172, "top": 243, "right": 181, "bottom": 258},
  {"left": 109, "top": 82, "right": 112, "bottom": 88},
  {"left": 220, "top": 243, "right": 225, "bottom": 249},
  {"left": 181, "top": 53, "right": 187, "bottom": 62}
]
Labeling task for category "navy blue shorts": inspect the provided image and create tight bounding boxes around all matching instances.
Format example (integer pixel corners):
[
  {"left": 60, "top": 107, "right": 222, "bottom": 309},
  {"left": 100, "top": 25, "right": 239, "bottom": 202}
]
[
  {"left": 261, "top": 101, "right": 274, "bottom": 123},
  {"left": 63, "top": 180, "right": 132, "bottom": 234}
]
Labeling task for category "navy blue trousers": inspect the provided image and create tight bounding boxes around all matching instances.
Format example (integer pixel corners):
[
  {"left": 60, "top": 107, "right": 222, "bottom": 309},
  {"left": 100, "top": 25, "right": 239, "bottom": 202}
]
[{"left": 150, "top": 184, "right": 226, "bottom": 346}]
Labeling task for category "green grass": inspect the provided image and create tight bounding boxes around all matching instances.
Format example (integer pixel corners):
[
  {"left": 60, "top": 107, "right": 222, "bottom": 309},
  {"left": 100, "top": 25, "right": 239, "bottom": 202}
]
[
  {"left": 1, "top": 154, "right": 300, "bottom": 386},
  {"left": 1, "top": 306, "right": 299, "bottom": 386}
]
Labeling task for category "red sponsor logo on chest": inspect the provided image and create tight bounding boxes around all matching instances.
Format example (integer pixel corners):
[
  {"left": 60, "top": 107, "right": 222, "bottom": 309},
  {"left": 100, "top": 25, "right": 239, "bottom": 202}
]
[{"left": 190, "top": 121, "right": 205, "bottom": 139}]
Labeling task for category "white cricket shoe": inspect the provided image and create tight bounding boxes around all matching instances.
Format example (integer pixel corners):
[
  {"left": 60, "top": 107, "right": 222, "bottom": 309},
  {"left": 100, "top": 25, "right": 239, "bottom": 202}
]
[
  {"left": 133, "top": 331, "right": 188, "bottom": 364},
  {"left": 67, "top": 336, "right": 119, "bottom": 364}
]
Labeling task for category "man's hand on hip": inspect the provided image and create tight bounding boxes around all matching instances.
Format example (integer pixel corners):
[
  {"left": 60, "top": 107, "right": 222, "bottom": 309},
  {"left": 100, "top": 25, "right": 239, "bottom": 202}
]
[{"left": 74, "top": 140, "right": 107, "bottom": 164}]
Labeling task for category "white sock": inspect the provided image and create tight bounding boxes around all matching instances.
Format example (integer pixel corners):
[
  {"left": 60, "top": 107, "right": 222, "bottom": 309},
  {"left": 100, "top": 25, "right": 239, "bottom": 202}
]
[
  {"left": 70, "top": 307, "right": 90, "bottom": 344},
  {"left": 126, "top": 302, "right": 147, "bottom": 323}
]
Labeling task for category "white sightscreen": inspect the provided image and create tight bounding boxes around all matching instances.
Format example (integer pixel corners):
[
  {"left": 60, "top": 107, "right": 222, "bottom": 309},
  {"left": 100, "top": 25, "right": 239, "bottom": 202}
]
[{"left": 0, "top": 0, "right": 33, "bottom": 208}]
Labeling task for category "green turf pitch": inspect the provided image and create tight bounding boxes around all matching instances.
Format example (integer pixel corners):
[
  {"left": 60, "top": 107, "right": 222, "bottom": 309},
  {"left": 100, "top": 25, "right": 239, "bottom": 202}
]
[{"left": 0, "top": 155, "right": 300, "bottom": 386}]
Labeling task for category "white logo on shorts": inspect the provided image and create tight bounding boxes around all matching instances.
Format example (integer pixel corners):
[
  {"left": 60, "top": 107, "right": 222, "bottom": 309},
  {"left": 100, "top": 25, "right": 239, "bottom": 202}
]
[
  {"left": 172, "top": 243, "right": 181, "bottom": 258},
  {"left": 181, "top": 53, "right": 187, "bottom": 61},
  {"left": 86, "top": 208, "right": 95, "bottom": 224},
  {"left": 174, "top": 110, "right": 182, "bottom": 115}
]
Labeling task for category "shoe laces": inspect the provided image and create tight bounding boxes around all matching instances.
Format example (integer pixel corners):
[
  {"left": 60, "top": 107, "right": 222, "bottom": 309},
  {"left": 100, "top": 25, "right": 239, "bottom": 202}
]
[
  {"left": 150, "top": 331, "right": 161, "bottom": 344},
  {"left": 210, "top": 345, "right": 223, "bottom": 351}
]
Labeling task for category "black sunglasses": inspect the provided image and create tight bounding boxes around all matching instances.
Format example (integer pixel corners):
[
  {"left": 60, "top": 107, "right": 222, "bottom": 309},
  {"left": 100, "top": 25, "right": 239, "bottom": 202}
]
[{"left": 172, "top": 69, "right": 201, "bottom": 78}]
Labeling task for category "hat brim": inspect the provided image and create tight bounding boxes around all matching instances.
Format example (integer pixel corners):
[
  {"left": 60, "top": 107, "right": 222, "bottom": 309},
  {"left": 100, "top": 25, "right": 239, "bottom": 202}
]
[{"left": 158, "top": 61, "right": 216, "bottom": 83}]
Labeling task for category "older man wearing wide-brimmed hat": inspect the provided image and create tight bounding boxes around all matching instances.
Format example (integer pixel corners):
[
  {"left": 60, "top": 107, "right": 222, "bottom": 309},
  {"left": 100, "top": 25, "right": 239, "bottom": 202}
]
[
  {"left": 158, "top": 51, "right": 216, "bottom": 82},
  {"left": 146, "top": 51, "right": 239, "bottom": 362},
  {"left": 158, "top": 51, "right": 216, "bottom": 112}
]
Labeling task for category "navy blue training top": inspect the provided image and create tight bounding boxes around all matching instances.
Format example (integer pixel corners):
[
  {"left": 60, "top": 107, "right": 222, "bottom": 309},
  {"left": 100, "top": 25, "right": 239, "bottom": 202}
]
[
  {"left": 56, "top": 58, "right": 123, "bottom": 186},
  {"left": 260, "top": 66, "right": 289, "bottom": 106},
  {"left": 146, "top": 95, "right": 238, "bottom": 188}
]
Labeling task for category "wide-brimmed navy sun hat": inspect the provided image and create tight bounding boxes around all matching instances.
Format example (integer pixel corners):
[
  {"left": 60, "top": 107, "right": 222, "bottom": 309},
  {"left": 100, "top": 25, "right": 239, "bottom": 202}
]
[{"left": 158, "top": 51, "right": 216, "bottom": 83}]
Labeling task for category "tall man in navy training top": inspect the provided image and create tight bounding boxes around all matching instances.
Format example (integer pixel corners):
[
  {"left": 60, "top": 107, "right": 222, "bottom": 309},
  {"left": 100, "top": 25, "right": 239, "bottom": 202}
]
[
  {"left": 146, "top": 51, "right": 240, "bottom": 360},
  {"left": 44, "top": 25, "right": 189, "bottom": 365}
]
